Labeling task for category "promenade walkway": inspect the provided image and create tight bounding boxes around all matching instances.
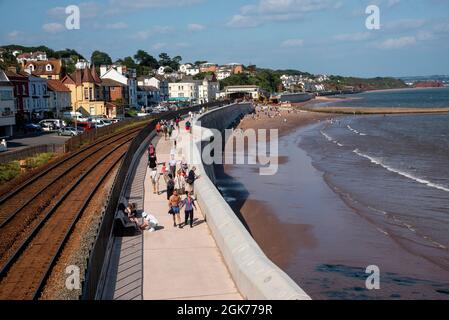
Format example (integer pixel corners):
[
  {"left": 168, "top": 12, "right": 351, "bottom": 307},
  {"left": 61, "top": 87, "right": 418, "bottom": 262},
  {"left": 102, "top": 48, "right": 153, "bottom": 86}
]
[{"left": 142, "top": 121, "right": 242, "bottom": 300}]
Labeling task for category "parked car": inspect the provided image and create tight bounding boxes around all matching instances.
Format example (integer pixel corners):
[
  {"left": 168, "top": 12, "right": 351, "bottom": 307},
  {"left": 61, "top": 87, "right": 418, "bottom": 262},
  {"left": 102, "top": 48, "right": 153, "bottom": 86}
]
[
  {"left": 39, "top": 119, "right": 66, "bottom": 132},
  {"left": 77, "top": 122, "right": 95, "bottom": 132},
  {"left": 25, "top": 123, "right": 42, "bottom": 132},
  {"left": 58, "top": 127, "right": 83, "bottom": 137}
]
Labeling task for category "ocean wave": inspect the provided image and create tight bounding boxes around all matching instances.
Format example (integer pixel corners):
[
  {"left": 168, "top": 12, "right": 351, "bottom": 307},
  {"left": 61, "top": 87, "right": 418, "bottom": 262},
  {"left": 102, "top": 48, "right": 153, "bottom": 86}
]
[
  {"left": 353, "top": 149, "right": 449, "bottom": 193},
  {"left": 320, "top": 131, "right": 344, "bottom": 147},
  {"left": 347, "top": 125, "right": 367, "bottom": 136}
]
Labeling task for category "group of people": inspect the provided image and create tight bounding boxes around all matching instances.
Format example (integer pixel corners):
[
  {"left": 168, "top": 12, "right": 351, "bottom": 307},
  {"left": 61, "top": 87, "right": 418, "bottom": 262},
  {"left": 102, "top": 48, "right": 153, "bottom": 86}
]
[{"left": 123, "top": 114, "right": 203, "bottom": 232}]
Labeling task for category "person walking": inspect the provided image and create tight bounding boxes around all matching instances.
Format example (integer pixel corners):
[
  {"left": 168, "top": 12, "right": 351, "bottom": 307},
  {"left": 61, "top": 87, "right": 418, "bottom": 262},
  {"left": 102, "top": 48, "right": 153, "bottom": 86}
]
[
  {"left": 174, "top": 169, "right": 186, "bottom": 195},
  {"left": 169, "top": 155, "right": 177, "bottom": 178},
  {"left": 148, "top": 143, "right": 156, "bottom": 157},
  {"left": 168, "top": 190, "right": 182, "bottom": 228},
  {"left": 181, "top": 192, "right": 197, "bottom": 228},
  {"left": 156, "top": 122, "right": 162, "bottom": 136},
  {"left": 186, "top": 167, "right": 198, "bottom": 194},
  {"left": 150, "top": 168, "right": 160, "bottom": 195},
  {"left": 166, "top": 174, "right": 175, "bottom": 200},
  {"left": 148, "top": 152, "right": 157, "bottom": 171}
]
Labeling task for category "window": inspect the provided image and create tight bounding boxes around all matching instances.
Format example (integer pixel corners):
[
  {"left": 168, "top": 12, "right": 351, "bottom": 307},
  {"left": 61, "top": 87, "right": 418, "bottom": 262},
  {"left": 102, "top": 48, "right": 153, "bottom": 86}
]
[
  {"left": 0, "top": 90, "right": 13, "bottom": 101},
  {"left": 89, "top": 88, "right": 93, "bottom": 100},
  {"left": 46, "top": 64, "right": 53, "bottom": 72},
  {"left": 84, "top": 88, "right": 89, "bottom": 100}
]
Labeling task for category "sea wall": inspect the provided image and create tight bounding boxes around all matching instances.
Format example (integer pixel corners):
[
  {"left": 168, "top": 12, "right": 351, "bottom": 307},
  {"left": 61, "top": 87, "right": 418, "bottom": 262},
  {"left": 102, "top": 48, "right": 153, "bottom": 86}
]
[{"left": 190, "top": 103, "right": 311, "bottom": 300}]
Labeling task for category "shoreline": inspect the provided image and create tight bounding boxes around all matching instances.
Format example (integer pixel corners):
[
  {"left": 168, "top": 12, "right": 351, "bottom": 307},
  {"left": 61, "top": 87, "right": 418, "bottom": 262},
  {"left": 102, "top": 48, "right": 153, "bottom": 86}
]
[{"left": 219, "top": 109, "right": 449, "bottom": 299}]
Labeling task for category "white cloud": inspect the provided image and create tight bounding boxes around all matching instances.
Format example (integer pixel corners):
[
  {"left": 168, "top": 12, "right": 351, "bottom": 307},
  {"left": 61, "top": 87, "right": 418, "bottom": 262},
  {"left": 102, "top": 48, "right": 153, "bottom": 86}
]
[
  {"left": 334, "top": 32, "right": 371, "bottom": 42},
  {"left": 110, "top": 0, "right": 203, "bottom": 9},
  {"left": 281, "top": 39, "right": 304, "bottom": 47},
  {"left": 48, "top": 2, "right": 101, "bottom": 19},
  {"left": 227, "top": 0, "right": 342, "bottom": 28},
  {"left": 187, "top": 23, "right": 206, "bottom": 32},
  {"left": 152, "top": 43, "right": 167, "bottom": 50},
  {"left": 377, "top": 36, "right": 416, "bottom": 49},
  {"left": 385, "top": 19, "right": 427, "bottom": 30},
  {"left": 42, "top": 23, "right": 66, "bottom": 34},
  {"left": 7, "top": 30, "right": 24, "bottom": 40},
  {"left": 104, "top": 22, "right": 128, "bottom": 30},
  {"left": 133, "top": 25, "right": 174, "bottom": 40}
]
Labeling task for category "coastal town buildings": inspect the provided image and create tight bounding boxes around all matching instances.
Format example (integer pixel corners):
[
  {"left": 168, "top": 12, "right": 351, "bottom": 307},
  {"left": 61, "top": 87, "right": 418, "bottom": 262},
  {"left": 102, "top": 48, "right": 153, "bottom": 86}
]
[
  {"left": 0, "top": 69, "right": 15, "bottom": 136},
  {"left": 100, "top": 64, "right": 138, "bottom": 108},
  {"left": 138, "top": 76, "right": 169, "bottom": 101},
  {"left": 179, "top": 64, "right": 200, "bottom": 76},
  {"left": 24, "top": 59, "right": 62, "bottom": 80},
  {"left": 4, "top": 68, "right": 28, "bottom": 125},
  {"left": 62, "top": 67, "right": 107, "bottom": 117},
  {"left": 26, "top": 74, "right": 49, "bottom": 120},
  {"left": 224, "top": 85, "right": 266, "bottom": 100},
  {"left": 137, "top": 86, "right": 161, "bottom": 109},
  {"left": 46, "top": 79, "right": 72, "bottom": 118},
  {"left": 15, "top": 51, "right": 47, "bottom": 65},
  {"left": 168, "top": 75, "right": 219, "bottom": 104},
  {"left": 199, "top": 63, "right": 218, "bottom": 73}
]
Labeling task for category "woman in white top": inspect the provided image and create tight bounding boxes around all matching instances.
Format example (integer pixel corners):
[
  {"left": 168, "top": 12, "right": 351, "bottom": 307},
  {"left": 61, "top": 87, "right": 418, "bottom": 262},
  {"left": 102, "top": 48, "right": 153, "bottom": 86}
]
[{"left": 174, "top": 169, "right": 186, "bottom": 195}]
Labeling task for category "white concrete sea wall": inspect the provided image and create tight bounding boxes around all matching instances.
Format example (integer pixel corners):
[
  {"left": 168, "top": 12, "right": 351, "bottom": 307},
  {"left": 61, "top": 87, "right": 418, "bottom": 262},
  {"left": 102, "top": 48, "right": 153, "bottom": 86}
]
[{"left": 191, "top": 103, "right": 311, "bottom": 300}]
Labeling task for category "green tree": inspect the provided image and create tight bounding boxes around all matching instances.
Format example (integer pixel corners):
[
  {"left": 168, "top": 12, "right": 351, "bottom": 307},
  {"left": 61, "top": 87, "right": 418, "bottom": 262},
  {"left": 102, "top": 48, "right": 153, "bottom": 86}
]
[
  {"left": 134, "top": 50, "right": 159, "bottom": 69},
  {"left": 91, "top": 50, "right": 112, "bottom": 66},
  {"left": 158, "top": 53, "right": 171, "bottom": 67}
]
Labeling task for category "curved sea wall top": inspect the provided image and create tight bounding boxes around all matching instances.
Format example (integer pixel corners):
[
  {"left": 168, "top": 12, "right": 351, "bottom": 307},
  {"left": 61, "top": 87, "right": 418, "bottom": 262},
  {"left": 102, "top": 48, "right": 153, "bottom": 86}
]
[{"left": 190, "top": 103, "right": 311, "bottom": 300}]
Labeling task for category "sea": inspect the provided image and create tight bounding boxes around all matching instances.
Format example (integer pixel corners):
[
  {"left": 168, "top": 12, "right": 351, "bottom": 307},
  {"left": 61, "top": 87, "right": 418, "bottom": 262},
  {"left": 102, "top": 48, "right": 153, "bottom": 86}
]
[{"left": 216, "top": 87, "right": 449, "bottom": 300}]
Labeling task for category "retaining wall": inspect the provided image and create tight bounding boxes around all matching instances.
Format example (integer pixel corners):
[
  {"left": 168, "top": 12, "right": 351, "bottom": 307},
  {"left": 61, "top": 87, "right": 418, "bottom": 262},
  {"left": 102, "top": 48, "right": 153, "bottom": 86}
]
[{"left": 191, "top": 103, "right": 311, "bottom": 300}]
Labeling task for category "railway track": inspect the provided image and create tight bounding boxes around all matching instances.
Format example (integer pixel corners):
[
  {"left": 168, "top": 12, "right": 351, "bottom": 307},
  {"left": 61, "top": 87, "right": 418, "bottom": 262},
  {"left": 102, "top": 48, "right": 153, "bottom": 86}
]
[{"left": 0, "top": 125, "right": 144, "bottom": 299}]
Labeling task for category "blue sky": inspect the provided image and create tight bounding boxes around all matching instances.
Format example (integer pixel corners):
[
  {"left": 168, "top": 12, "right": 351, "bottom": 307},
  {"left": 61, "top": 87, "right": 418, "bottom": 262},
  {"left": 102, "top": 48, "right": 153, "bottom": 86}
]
[{"left": 1, "top": 0, "right": 449, "bottom": 77}]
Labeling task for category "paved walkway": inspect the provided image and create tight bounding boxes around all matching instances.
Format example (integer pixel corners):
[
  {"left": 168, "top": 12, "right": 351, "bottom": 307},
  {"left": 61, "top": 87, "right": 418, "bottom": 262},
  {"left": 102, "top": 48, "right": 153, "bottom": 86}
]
[{"left": 142, "top": 122, "right": 242, "bottom": 300}]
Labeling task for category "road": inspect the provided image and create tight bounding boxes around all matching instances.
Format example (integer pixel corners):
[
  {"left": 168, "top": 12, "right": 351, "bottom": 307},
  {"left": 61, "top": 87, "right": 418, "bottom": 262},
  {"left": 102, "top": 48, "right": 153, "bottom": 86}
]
[{"left": 3, "top": 133, "right": 71, "bottom": 152}]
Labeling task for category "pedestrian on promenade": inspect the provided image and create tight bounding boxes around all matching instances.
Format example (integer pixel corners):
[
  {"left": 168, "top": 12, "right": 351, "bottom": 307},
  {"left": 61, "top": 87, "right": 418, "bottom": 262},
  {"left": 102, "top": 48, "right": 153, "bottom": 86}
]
[
  {"left": 180, "top": 157, "right": 189, "bottom": 175},
  {"left": 168, "top": 190, "right": 182, "bottom": 228},
  {"left": 156, "top": 122, "right": 161, "bottom": 136},
  {"left": 150, "top": 168, "right": 160, "bottom": 195},
  {"left": 185, "top": 121, "right": 191, "bottom": 133},
  {"left": 186, "top": 167, "right": 198, "bottom": 194},
  {"left": 169, "top": 155, "right": 177, "bottom": 178},
  {"left": 168, "top": 123, "right": 173, "bottom": 138},
  {"left": 148, "top": 143, "right": 156, "bottom": 157},
  {"left": 161, "top": 162, "right": 169, "bottom": 184},
  {"left": 174, "top": 169, "right": 186, "bottom": 195},
  {"left": 181, "top": 192, "right": 197, "bottom": 228},
  {"left": 166, "top": 174, "right": 175, "bottom": 200},
  {"left": 148, "top": 152, "right": 157, "bottom": 170},
  {"left": 163, "top": 124, "right": 168, "bottom": 140},
  {"left": 141, "top": 212, "right": 159, "bottom": 232}
]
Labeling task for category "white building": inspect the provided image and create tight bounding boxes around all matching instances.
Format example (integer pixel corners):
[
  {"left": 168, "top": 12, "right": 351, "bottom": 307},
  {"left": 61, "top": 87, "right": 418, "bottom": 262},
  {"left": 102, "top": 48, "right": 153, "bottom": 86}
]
[
  {"left": 0, "top": 69, "right": 15, "bottom": 136},
  {"left": 138, "top": 76, "right": 169, "bottom": 101},
  {"left": 179, "top": 64, "right": 200, "bottom": 76},
  {"left": 100, "top": 64, "right": 138, "bottom": 108},
  {"left": 75, "top": 59, "right": 90, "bottom": 70},
  {"left": 26, "top": 75, "right": 49, "bottom": 120},
  {"left": 16, "top": 51, "right": 48, "bottom": 65},
  {"left": 217, "top": 67, "right": 232, "bottom": 80},
  {"left": 199, "top": 75, "right": 219, "bottom": 104},
  {"left": 169, "top": 76, "right": 219, "bottom": 104},
  {"left": 47, "top": 79, "right": 71, "bottom": 118}
]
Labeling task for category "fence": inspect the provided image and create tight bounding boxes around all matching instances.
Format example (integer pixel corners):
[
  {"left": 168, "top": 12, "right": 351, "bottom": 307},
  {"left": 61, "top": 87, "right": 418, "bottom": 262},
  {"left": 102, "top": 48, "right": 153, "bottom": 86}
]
[
  {"left": 81, "top": 100, "right": 229, "bottom": 300},
  {"left": 0, "top": 144, "right": 64, "bottom": 164}
]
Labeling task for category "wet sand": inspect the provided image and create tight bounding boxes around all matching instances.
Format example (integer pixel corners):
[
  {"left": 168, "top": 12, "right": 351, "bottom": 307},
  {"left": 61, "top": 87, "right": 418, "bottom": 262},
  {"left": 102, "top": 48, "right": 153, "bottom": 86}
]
[{"left": 217, "top": 108, "right": 449, "bottom": 299}]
